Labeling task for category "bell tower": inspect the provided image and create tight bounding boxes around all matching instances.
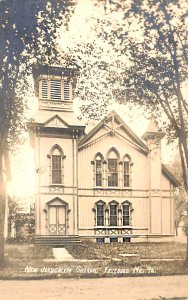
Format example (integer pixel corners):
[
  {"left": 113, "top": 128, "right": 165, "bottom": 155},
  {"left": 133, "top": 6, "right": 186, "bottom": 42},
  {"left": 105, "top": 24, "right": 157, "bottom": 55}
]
[
  {"left": 33, "top": 65, "right": 79, "bottom": 119},
  {"left": 28, "top": 65, "right": 85, "bottom": 245}
]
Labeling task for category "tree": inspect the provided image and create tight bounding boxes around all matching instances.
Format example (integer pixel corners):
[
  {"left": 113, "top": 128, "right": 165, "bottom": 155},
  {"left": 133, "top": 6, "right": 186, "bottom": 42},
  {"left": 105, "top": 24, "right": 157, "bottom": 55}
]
[
  {"left": 59, "top": 0, "right": 132, "bottom": 120},
  {"left": 168, "top": 158, "right": 187, "bottom": 235},
  {"left": 59, "top": 0, "right": 188, "bottom": 260},
  {"left": 8, "top": 197, "right": 35, "bottom": 242},
  {"left": 175, "top": 189, "right": 187, "bottom": 236},
  {"left": 59, "top": 0, "right": 153, "bottom": 121},
  {"left": 120, "top": 0, "right": 188, "bottom": 261},
  {"left": 0, "top": 0, "right": 71, "bottom": 267},
  {"left": 120, "top": 0, "right": 188, "bottom": 189},
  {"left": 60, "top": 0, "right": 187, "bottom": 188}
]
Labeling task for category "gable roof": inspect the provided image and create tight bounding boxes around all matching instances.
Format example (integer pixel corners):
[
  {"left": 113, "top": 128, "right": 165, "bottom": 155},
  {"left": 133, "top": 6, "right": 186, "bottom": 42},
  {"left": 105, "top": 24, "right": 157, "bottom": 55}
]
[
  {"left": 79, "top": 111, "right": 149, "bottom": 153},
  {"left": 162, "top": 164, "right": 180, "bottom": 187}
]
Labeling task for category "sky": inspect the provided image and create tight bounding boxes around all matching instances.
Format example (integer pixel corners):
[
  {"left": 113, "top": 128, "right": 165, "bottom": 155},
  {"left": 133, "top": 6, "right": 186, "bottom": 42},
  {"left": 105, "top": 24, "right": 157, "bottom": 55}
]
[{"left": 7, "top": 0, "right": 187, "bottom": 198}]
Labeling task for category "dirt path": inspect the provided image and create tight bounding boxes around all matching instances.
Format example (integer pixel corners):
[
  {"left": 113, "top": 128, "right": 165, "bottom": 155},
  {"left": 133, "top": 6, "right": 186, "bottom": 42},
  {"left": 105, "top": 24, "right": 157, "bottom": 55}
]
[{"left": 0, "top": 275, "right": 188, "bottom": 300}]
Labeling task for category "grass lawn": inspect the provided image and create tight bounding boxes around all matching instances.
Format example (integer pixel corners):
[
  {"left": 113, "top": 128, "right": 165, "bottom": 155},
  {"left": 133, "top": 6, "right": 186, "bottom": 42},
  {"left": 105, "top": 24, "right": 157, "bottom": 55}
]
[
  {"left": 0, "top": 241, "right": 188, "bottom": 279},
  {"left": 66, "top": 240, "right": 187, "bottom": 260}
]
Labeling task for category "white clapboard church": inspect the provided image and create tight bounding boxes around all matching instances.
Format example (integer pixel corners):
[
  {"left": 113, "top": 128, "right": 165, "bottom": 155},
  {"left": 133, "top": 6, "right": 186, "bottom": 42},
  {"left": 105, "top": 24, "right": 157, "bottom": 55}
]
[{"left": 27, "top": 65, "right": 179, "bottom": 246}]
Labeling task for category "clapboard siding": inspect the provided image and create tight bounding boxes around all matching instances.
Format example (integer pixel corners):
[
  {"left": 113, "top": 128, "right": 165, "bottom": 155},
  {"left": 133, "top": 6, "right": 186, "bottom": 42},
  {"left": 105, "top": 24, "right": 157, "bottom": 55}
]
[
  {"left": 37, "top": 136, "right": 73, "bottom": 187},
  {"left": 79, "top": 134, "right": 148, "bottom": 190}
]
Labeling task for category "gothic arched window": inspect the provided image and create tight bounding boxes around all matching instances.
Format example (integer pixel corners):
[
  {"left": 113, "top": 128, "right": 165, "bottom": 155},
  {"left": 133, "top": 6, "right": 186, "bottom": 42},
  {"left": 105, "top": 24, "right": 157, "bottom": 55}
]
[
  {"left": 95, "top": 200, "right": 105, "bottom": 226},
  {"left": 95, "top": 154, "right": 103, "bottom": 187},
  {"left": 122, "top": 201, "right": 132, "bottom": 226},
  {"left": 123, "top": 155, "right": 131, "bottom": 187},
  {"left": 48, "top": 145, "right": 65, "bottom": 185},
  {"left": 107, "top": 149, "right": 119, "bottom": 187},
  {"left": 109, "top": 201, "right": 118, "bottom": 226},
  {"left": 52, "top": 147, "right": 62, "bottom": 184}
]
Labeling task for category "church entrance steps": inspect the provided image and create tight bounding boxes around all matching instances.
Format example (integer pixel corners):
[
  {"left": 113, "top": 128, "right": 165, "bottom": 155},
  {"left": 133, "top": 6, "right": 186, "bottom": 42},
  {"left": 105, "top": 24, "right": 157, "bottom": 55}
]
[{"left": 35, "top": 235, "right": 81, "bottom": 246}]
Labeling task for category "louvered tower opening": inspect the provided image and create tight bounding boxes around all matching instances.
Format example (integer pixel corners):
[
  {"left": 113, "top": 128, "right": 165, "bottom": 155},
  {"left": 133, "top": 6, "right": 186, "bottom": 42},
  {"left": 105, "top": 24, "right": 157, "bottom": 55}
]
[
  {"left": 41, "top": 79, "right": 71, "bottom": 101},
  {"left": 50, "top": 80, "right": 62, "bottom": 100},
  {"left": 42, "top": 79, "right": 48, "bottom": 99},
  {"left": 64, "top": 81, "right": 70, "bottom": 101}
]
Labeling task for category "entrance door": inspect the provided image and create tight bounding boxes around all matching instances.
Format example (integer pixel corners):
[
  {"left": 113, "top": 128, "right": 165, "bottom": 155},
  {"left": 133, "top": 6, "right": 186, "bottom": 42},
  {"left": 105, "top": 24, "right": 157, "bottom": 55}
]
[{"left": 48, "top": 205, "right": 66, "bottom": 235}]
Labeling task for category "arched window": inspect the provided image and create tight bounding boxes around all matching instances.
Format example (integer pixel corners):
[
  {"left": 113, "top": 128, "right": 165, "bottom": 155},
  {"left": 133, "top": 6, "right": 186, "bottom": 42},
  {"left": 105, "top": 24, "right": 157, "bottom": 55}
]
[
  {"left": 48, "top": 145, "right": 65, "bottom": 185},
  {"left": 107, "top": 149, "right": 119, "bottom": 187},
  {"left": 123, "top": 155, "right": 131, "bottom": 187},
  {"left": 95, "top": 154, "right": 102, "bottom": 187},
  {"left": 95, "top": 200, "right": 105, "bottom": 226},
  {"left": 122, "top": 201, "right": 132, "bottom": 226},
  {"left": 52, "top": 147, "right": 62, "bottom": 184},
  {"left": 109, "top": 201, "right": 118, "bottom": 226}
]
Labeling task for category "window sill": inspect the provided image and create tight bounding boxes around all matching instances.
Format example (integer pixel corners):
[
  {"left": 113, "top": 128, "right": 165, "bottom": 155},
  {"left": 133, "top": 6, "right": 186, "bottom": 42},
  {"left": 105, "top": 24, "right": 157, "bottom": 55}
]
[
  {"left": 49, "top": 184, "right": 64, "bottom": 187},
  {"left": 93, "top": 187, "right": 132, "bottom": 190},
  {"left": 94, "top": 226, "right": 132, "bottom": 229},
  {"left": 39, "top": 98, "right": 73, "bottom": 102}
]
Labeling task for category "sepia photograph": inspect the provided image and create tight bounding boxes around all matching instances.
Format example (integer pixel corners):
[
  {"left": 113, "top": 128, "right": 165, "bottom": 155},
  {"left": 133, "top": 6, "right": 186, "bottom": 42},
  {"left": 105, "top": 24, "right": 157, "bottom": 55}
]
[{"left": 0, "top": 0, "right": 188, "bottom": 299}]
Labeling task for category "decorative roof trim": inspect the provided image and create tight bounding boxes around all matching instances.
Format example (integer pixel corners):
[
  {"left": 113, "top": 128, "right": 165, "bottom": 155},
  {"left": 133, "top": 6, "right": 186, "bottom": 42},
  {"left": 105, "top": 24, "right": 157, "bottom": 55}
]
[
  {"left": 79, "top": 111, "right": 149, "bottom": 153},
  {"left": 43, "top": 114, "right": 70, "bottom": 128}
]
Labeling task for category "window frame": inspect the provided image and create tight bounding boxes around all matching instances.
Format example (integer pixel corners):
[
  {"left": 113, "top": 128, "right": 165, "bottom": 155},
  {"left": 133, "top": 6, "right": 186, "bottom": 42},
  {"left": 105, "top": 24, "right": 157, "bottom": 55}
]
[
  {"left": 107, "top": 149, "right": 119, "bottom": 187},
  {"left": 52, "top": 154, "right": 62, "bottom": 184},
  {"left": 95, "top": 200, "right": 105, "bottom": 226},
  {"left": 108, "top": 158, "right": 118, "bottom": 187},
  {"left": 95, "top": 154, "right": 103, "bottom": 187},
  {"left": 48, "top": 145, "right": 65, "bottom": 186},
  {"left": 122, "top": 201, "right": 132, "bottom": 226},
  {"left": 123, "top": 155, "right": 132, "bottom": 188},
  {"left": 109, "top": 201, "right": 118, "bottom": 226},
  {"left": 40, "top": 78, "right": 71, "bottom": 102},
  {"left": 93, "top": 200, "right": 133, "bottom": 229}
]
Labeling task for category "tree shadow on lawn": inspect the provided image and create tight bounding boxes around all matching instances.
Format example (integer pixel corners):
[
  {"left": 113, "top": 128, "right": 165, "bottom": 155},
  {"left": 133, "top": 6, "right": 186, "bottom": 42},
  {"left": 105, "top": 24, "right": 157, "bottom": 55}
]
[
  {"left": 2, "top": 241, "right": 188, "bottom": 277},
  {"left": 4, "top": 243, "right": 53, "bottom": 266}
]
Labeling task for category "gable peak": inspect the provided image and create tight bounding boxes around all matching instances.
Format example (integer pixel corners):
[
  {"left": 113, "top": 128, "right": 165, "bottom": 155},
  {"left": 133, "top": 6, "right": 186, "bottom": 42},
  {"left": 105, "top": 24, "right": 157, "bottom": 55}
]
[{"left": 44, "top": 114, "right": 69, "bottom": 128}]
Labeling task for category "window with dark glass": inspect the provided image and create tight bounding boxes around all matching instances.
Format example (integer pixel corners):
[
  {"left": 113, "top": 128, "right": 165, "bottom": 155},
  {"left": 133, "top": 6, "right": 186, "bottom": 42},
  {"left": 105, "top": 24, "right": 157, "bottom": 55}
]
[
  {"left": 109, "top": 203, "right": 117, "bottom": 226},
  {"left": 108, "top": 159, "right": 118, "bottom": 186},
  {"left": 95, "top": 156, "right": 102, "bottom": 186},
  {"left": 96, "top": 203, "right": 104, "bottom": 226},
  {"left": 124, "top": 159, "right": 130, "bottom": 187},
  {"left": 52, "top": 154, "right": 62, "bottom": 184},
  {"left": 123, "top": 203, "right": 130, "bottom": 226}
]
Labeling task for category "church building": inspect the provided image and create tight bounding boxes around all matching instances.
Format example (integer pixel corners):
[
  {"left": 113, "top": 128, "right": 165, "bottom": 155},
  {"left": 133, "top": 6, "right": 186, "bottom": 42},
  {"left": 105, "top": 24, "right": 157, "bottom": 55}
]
[{"left": 27, "top": 65, "right": 179, "bottom": 246}]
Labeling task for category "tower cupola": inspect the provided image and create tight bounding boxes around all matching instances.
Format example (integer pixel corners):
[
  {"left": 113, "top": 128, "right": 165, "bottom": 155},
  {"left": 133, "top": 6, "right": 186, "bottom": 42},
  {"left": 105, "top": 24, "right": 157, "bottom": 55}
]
[
  {"left": 33, "top": 65, "right": 78, "bottom": 113},
  {"left": 142, "top": 118, "right": 164, "bottom": 143}
]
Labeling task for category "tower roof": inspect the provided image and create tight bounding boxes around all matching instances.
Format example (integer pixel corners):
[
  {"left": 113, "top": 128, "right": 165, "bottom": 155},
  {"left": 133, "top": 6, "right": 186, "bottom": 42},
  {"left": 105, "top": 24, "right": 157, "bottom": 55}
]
[
  {"left": 146, "top": 118, "right": 159, "bottom": 133},
  {"left": 142, "top": 118, "right": 164, "bottom": 141}
]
